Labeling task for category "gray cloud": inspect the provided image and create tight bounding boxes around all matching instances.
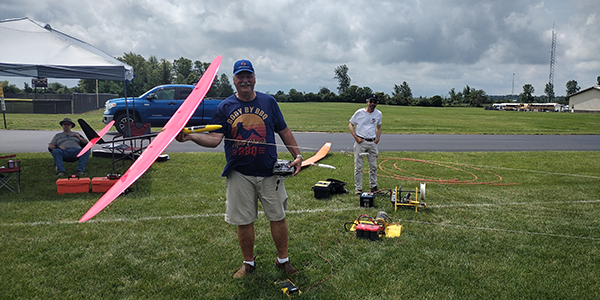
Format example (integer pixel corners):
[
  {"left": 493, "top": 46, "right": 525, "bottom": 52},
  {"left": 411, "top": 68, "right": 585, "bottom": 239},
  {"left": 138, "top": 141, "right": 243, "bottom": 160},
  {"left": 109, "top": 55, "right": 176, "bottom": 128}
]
[{"left": 1, "top": 0, "right": 598, "bottom": 97}]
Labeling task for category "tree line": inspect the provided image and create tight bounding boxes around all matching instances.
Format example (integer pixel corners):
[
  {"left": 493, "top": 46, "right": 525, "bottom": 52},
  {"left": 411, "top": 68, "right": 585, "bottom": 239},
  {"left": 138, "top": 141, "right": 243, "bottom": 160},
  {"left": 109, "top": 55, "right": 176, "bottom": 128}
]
[{"left": 2, "top": 54, "right": 597, "bottom": 107}]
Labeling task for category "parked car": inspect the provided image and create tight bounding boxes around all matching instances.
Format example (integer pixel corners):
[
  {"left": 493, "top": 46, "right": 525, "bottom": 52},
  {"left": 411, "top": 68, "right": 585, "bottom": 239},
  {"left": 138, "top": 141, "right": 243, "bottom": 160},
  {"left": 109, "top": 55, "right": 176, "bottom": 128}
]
[{"left": 103, "top": 84, "right": 224, "bottom": 134}]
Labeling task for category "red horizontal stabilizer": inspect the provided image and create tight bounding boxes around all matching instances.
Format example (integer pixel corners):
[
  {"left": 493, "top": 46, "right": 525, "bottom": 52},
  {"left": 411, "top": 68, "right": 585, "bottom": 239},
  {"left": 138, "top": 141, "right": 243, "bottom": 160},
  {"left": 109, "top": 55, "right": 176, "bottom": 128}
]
[{"left": 77, "top": 120, "right": 114, "bottom": 157}]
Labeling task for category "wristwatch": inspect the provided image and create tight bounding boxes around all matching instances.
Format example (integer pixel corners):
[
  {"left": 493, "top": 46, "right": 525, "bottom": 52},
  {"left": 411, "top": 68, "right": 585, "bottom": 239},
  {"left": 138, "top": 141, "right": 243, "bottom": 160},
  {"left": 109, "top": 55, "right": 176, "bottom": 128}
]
[{"left": 296, "top": 154, "right": 303, "bottom": 160}]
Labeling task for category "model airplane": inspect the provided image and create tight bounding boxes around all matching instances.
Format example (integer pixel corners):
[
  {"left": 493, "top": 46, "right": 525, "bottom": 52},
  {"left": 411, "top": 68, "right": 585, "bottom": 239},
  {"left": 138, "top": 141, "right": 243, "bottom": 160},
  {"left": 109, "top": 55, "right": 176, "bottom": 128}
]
[
  {"left": 79, "top": 118, "right": 109, "bottom": 145},
  {"left": 183, "top": 124, "right": 222, "bottom": 134},
  {"left": 308, "top": 162, "right": 336, "bottom": 169},
  {"left": 79, "top": 55, "right": 223, "bottom": 222},
  {"left": 301, "top": 142, "right": 334, "bottom": 169},
  {"left": 77, "top": 120, "right": 114, "bottom": 157}
]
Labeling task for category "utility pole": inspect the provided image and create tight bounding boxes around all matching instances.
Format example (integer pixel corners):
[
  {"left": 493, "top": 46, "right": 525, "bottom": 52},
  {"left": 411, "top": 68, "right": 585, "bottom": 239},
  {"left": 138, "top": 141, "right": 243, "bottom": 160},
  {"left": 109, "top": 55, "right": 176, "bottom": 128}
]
[
  {"left": 548, "top": 22, "right": 557, "bottom": 102},
  {"left": 511, "top": 73, "right": 515, "bottom": 101}
]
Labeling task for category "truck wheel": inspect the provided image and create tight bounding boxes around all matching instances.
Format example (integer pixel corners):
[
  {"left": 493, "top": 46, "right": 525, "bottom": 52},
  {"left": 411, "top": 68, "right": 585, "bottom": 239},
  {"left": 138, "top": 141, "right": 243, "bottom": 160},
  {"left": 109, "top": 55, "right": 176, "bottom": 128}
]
[{"left": 114, "top": 113, "right": 138, "bottom": 135}]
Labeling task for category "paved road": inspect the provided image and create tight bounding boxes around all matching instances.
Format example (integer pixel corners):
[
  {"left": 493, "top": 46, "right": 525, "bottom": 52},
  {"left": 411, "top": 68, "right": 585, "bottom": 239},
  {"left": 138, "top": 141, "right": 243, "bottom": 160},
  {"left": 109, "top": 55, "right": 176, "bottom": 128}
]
[{"left": 1, "top": 130, "right": 598, "bottom": 154}]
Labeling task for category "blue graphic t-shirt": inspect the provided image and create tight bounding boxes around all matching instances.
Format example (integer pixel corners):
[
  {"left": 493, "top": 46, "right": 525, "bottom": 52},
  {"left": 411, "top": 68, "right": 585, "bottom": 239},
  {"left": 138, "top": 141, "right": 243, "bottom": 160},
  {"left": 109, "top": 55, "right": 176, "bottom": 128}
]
[{"left": 210, "top": 91, "right": 287, "bottom": 177}]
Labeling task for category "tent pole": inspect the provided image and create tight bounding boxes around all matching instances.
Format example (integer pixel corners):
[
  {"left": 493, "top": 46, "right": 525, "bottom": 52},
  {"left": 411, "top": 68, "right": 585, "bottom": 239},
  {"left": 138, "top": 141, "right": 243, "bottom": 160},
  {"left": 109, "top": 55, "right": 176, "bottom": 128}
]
[
  {"left": 124, "top": 80, "right": 130, "bottom": 135},
  {"left": 96, "top": 79, "right": 99, "bottom": 108}
]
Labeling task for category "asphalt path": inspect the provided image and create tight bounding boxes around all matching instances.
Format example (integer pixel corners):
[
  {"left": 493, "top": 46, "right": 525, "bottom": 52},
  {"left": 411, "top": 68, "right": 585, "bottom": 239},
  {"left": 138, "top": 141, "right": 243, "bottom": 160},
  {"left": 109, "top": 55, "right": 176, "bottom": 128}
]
[{"left": 1, "top": 130, "right": 598, "bottom": 154}]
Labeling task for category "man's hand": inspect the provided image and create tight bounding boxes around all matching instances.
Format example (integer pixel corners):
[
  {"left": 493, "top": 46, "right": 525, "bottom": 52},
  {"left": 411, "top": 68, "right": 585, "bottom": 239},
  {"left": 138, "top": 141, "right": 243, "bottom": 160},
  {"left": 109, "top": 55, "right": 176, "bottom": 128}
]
[
  {"left": 74, "top": 133, "right": 88, "bottom": 145},
  {"left": 289, "top": 156, "right": 302, "bottom": 176},
  {"left": 175, "top": 130, "right": 189, "bottom": 142},
  {"left": 349, "top": 122, "right": 363, "bottom": 143},
  {"left": 48, "top": 143, "right": 65, "bottom": 151}
]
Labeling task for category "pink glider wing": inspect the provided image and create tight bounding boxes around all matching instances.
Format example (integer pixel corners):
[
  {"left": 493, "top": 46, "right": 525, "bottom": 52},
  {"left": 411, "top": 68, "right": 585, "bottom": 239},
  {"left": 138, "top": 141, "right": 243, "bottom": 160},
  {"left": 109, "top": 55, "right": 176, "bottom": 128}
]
[
  {"left": 79, "top": 55, "right": 223, "bottom": 222},
  {"left": 77, "top": 120, "right": 115, "bottom": 157}
]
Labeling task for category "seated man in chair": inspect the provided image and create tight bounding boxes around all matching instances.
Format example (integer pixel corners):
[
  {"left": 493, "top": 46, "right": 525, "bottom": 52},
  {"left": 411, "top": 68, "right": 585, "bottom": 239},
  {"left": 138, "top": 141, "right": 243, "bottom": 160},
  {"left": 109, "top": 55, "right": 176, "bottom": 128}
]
[{"left": 48, "top": 118, "right": 90, "bottom": 177}]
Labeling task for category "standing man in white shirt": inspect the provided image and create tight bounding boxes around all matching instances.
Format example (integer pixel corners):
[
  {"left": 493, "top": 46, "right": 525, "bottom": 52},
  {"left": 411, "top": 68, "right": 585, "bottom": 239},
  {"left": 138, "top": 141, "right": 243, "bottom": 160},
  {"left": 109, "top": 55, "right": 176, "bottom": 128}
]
[{"left": 348, "top": 94, "right": 382, "bottom": 194}]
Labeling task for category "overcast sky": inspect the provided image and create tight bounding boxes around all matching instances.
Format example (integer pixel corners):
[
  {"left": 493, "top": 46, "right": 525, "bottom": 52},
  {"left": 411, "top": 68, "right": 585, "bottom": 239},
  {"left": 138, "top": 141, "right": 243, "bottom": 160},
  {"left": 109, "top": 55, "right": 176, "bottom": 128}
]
[{"left": 1, "top": 0, "right": 598, "bottom": 97}]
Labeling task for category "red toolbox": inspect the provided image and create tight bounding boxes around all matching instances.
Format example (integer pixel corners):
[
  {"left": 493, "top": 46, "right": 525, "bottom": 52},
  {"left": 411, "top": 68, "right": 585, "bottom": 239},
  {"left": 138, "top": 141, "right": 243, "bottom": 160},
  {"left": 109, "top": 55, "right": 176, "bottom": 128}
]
[
  {"left": 56, "top": 176, "right": 90, "bottom": 194},
  {"left": 91, "top": 176, "right": 118, "bottom": 193}
]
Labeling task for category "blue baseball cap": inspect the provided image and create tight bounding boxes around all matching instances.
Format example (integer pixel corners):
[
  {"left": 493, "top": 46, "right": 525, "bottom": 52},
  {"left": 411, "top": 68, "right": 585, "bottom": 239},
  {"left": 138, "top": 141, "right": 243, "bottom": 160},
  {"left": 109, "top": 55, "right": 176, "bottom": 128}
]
[{"left": 233, "top": 60, "right": 254, "bottom": 74}]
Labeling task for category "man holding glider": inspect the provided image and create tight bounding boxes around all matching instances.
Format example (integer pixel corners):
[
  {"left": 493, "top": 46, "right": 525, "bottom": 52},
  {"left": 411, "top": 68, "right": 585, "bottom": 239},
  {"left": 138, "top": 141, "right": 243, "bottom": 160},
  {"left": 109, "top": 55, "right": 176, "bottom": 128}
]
[
  {"left": 176, "top": 59, "right": 303, "bottom": 278},
  {"left": 348, "top": 94, "right": 382, "bottom": 194}
]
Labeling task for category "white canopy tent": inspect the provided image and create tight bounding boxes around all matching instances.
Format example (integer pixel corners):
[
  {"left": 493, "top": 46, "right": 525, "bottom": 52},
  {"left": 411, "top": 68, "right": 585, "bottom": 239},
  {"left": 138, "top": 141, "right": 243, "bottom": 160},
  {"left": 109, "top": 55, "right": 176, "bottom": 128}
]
[{"left": 0, "top": 17, "right": 133, "bottom": 81}]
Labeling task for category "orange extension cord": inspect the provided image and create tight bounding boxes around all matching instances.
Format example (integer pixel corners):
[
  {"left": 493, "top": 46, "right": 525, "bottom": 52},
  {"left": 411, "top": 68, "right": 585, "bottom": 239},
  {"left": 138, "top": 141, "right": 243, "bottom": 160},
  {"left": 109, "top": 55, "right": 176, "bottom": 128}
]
[{"left": 377, "top": 157, "right": 520, "bottom": 186}]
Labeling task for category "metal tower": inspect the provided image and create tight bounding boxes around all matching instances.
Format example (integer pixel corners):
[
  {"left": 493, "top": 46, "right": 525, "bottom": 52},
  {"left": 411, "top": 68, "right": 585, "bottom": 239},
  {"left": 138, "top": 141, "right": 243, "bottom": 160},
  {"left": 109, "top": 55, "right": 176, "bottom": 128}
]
[{"left": 548, "top": 23, "right": 557, "bottom": 101}]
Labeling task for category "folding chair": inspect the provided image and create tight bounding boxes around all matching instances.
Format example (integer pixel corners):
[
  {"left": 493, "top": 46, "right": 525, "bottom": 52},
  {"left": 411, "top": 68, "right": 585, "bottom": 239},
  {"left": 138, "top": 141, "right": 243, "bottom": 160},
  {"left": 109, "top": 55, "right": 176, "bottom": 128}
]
[
  {"left": 0, "top": 154, "right": 21, "bottom": 194},
  {"left": 47, "top": 144, "right": 83, "bottom": 172},
  {"left": 103, "top": 122, "right": 158, "bottom": 171}
]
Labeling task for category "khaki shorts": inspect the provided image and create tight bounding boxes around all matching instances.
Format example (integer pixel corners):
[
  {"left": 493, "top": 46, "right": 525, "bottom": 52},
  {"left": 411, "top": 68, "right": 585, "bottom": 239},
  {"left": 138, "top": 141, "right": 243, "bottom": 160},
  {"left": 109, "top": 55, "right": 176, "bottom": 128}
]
[{"left": 225, "top": 170, "right": 288, "bottom": 225}]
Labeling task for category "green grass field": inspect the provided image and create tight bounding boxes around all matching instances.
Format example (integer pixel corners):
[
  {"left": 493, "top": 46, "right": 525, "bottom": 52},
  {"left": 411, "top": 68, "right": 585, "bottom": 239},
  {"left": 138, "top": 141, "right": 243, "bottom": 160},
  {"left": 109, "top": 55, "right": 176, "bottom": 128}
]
[
  {"left": 1, "top": 105, "right": 600, "bottom": 299},
  {"left": 2, "top": 103, "right": 600, "bottom": 134}
]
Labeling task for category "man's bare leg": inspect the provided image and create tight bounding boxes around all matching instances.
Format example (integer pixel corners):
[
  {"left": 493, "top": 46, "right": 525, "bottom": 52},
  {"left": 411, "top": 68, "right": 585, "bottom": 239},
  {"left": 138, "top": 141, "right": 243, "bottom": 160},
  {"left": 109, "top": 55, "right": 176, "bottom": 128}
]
[{"left": 237, "top": 223, "right": 255, "bottom": 261}]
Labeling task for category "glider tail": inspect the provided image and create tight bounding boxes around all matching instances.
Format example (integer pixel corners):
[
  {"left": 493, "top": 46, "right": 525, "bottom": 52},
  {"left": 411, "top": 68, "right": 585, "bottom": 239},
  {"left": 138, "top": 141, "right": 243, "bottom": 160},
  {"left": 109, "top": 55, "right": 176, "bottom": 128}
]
[{"left": 78, "top": 118, "right": 105, "bottom": 144}]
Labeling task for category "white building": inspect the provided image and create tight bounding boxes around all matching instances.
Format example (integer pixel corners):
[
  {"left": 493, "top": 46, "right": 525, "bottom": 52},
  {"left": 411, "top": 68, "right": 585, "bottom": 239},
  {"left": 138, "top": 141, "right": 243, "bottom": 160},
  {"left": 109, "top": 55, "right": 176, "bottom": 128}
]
[{"left": 569, "top": 86, "right": 600, "bottom": 113}]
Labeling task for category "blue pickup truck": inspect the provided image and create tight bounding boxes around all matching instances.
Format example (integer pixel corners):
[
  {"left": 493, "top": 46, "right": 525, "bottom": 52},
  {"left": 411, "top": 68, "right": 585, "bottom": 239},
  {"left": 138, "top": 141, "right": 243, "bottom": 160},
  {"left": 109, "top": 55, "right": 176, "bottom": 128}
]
[{"left": 103, "top": 84, "right": 224, "bottom": 134}]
